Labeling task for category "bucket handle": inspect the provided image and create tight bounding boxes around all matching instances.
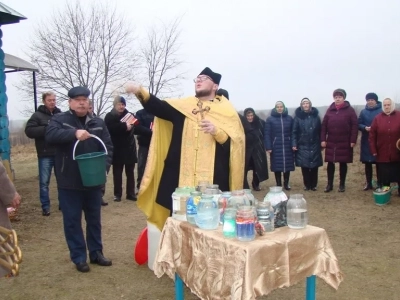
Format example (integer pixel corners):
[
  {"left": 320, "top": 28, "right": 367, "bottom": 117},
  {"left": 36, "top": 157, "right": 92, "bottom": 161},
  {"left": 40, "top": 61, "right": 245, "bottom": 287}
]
[{"left": 73, "top": 134, "right": 108, "bottom": 160}]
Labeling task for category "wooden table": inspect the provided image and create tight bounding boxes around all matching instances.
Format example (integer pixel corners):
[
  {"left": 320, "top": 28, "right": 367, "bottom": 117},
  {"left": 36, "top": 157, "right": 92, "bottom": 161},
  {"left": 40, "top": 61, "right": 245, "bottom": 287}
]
[{"left": 154, "top": 218, "right": 343, "bottom": 300}]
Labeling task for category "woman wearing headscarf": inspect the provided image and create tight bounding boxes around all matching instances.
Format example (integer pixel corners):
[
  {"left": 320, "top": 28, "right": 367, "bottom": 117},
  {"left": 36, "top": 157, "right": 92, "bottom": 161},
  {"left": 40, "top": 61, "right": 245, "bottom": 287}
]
[
  {"left": 264, "top": 101, "right": 295, "bottom": 190},
  {"left": 369, "top": 98, "right": 400, "bottom": 190},
  {"left": 242, "top": 108, "right": 269, "bottom": 191},
  {"left": 358, "top": 93, "right": 382, "bottom": 190},
  {"left": 321, "top": 89, "right": 358, "bottom": 192},
  {"left": 291, "top": 98, "right": 323, "bottom": 191}
]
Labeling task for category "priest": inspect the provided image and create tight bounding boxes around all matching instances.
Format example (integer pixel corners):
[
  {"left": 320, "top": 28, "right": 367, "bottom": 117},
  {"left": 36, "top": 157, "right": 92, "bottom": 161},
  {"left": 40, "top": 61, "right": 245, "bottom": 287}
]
[{"left": 126, "top": 67, "right": 245, "bottom": 230}]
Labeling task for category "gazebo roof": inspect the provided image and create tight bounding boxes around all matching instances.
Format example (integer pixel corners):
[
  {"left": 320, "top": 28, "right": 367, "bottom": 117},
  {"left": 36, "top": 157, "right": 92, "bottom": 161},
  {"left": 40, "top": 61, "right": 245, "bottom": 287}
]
[
  {"left": 0, "top": 2, "right": 26, "bottom": 25},
  {"left": 5, "top": 53, "right": 39, "bottom": 72}
]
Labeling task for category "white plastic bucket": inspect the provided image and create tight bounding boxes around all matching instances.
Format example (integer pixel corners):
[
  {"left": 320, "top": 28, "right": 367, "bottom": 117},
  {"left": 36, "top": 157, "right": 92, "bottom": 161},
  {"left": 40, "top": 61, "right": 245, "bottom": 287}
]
[{"left": 147, "top": 221, "right": 161, "bottom": 270}]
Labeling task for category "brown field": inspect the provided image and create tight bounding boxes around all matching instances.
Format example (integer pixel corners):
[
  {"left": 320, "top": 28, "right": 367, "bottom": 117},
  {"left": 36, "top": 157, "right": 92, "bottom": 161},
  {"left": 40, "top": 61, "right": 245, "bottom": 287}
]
[{"left": 1, "top": 143, "right": 400, "bottom": 300}]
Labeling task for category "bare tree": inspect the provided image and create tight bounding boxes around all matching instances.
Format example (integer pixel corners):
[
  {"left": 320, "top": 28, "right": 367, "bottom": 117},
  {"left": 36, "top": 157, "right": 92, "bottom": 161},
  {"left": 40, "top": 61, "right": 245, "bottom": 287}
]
[
  {"left": 139, "top": 18, "right": 186, "bottom": 98},
  {"left": 19, "top": 2, "right": 139, "bottom": 116}
]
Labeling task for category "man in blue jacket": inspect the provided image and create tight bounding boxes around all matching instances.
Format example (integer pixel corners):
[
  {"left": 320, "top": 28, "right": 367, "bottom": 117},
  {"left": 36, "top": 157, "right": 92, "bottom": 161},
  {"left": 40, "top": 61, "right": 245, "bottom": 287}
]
[{"left": 46, "top": 86, "right": 113, "bottom": 273}]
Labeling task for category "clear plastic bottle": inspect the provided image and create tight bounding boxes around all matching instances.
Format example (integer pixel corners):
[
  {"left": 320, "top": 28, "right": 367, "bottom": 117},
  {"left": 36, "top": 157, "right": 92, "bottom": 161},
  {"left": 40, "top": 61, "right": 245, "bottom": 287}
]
[
  {"left": 223, "top": 208, "right": 237, "bottom": 238},
  {"left": 287, "top": 194, "right": 308, "bottom": 229},
  {"left": 218, "top": 191, "right": 231, "bottom": 224},
  {"left": 186, "top": 191, "right": 202, "bottom": 225},
  {"left": 172, "top": 187, "right": 194, "bottom": 221},
  {"left": 243, "top": 189, "right": 256, "bottom": 206}
]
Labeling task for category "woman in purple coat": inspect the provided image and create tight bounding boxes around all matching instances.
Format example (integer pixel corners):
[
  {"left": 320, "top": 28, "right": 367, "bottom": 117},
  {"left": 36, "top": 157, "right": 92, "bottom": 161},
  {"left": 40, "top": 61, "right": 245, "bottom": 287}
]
[{"left": 321, "top": 89, "right": 358, "bottom": 192}]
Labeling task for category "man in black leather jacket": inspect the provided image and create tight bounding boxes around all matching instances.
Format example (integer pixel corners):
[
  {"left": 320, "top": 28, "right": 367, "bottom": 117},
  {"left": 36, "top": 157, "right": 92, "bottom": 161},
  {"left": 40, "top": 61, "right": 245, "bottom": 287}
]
[
  {"left": 46, "top": 86, "right": 113, "bottom": 273},
  {"left": 25, "top": 91, "right": 61, "bottom": 216}
]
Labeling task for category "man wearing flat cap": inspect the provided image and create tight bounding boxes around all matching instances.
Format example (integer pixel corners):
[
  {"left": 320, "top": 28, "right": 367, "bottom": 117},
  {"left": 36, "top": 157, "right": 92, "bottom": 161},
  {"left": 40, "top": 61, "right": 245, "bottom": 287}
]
[
  {"left": 46, "top": 86, "right": 113, "bottom": 273},
  {"left": 126, "top": 67, "right": 245, "bottom": 231}
]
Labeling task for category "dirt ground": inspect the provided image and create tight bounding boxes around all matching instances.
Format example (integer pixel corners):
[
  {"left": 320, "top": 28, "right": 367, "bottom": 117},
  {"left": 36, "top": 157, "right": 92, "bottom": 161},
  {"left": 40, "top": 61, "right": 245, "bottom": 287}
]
[{"left": 1, "top": 143, "right": 400, "bottom": 300}]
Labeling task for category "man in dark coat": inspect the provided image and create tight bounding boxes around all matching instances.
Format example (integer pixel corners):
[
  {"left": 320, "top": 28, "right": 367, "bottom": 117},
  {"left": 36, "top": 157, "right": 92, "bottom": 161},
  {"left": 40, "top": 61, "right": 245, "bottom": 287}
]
[
  {"left": 292, "top": 98, "right": 323, "bottom": 191},
  {"left": 242, "top": 108, "right": 269, "bottom": 191},
  {"left": 105, "top": 96, "right": 138, "bottom": 201},
  {"left": 135, "top": 108, "right": 153, "bottom": 193},
  {"left": 46, "top": 86, "right": 113, "bottom": 273},
  {"left": 321, "top": 89, "right": 358, "bottom": 192},
  {"left": 25, "top": 91, "right": 61, "bottom": 216},
  {"left": 358, "top": 93, "right": 382, "bottom": 190}
]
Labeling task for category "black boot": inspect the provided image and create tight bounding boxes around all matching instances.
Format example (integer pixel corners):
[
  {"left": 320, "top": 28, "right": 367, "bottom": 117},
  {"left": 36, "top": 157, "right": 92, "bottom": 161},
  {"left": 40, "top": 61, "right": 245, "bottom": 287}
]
[
  {"left": 324, "top": 163, "right": 334, "bottom": 193},
  {"left": 274, "top": 172, "right": 282, "bottom": 187},
  {"left": 283, "top": 172, "right": 291, "bottom": 190},
  {"left": 338, "top": 163, "right": 347, "bottom": 192},
  {"left": 324, "top": 181, "right": 333, "bottom": 193},
  {"left": 363, "top": 163, "right": 373, "bottom": 191}
]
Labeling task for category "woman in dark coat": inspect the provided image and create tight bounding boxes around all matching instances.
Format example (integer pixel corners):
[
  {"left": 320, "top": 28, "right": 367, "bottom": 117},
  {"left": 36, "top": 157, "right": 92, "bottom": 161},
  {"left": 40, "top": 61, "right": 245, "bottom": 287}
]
[
  {"left": 321, "top": 89, "right": 358, "bottom": 192},
  {"left": 358, "top": 92, "right": 382, "bottom": 190},
  {"left": 264, "top": 101, "right": 295, "bottom": 190},
  {"left": 291, "top": 98, "right": 323, "bottom": 191},
  {"left": 242, "top": 108, "right": 269, "bottom": 191},
  {"left": 369, "top": 98, "right": 400, "bottom": 190},
  {"left": 105, "top": 96, "right": 146, "bottom": 201}
]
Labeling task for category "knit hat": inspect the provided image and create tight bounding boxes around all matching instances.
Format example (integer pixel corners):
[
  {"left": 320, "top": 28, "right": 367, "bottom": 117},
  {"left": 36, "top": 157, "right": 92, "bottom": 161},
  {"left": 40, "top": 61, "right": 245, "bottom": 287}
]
[
  {"left": 365, "top": 93, "right": 378, "bottom": 102},
  {"left": 113, "top": 95, "right": 126, "bottom": 107},
  {"left": 275, "top": 101, "right": 286, "bottom": 110},
  {"left": 300, "top": 98, "right": 312, "bottom": 111},
  {"left": 333, "top": 88, "right": 347, "bottom": 99}
]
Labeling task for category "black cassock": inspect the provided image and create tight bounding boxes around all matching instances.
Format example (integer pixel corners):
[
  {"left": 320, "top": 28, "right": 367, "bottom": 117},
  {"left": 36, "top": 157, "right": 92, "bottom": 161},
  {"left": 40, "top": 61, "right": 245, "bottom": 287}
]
[{"left": 143, "top": 94, "right": 231, "bottom": 213}]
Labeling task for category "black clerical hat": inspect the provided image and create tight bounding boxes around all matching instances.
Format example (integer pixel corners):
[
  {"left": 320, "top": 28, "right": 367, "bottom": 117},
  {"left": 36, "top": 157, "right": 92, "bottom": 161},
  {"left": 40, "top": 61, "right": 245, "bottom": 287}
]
[{"left": 198, "top": 67, "right": 221, "bottom": 85}]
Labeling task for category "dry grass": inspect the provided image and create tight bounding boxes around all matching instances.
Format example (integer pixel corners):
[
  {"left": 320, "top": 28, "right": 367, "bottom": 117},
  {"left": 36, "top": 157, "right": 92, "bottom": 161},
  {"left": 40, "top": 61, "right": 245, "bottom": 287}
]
[{"left": 1, "top": 143, "right": 400, "bottom": 300}]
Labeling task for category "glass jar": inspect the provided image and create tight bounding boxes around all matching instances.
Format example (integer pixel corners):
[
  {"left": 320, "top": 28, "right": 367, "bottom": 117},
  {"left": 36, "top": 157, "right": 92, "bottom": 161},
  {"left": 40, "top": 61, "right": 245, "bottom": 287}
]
[
  {"left": 244, "top": 189, "right": 257, "bottom": 206},
  {"left": 228, "top": 190, "right": 250, "bottom": 209},
  {"left": 218, "top": 191, "right": 231, "bottom": 224},
  {"left": 287, "top": 194, "right": 308, "bottom": 229},
  {"left": 256, "top": 201, "right": 275, "bottom": 234},
  {"left": 172, "top": 187, "right": 194, "bottom": 221},
  {"left": 186, "top": 191, "right": 202, "bottom": 225},
  {"left": 236, "top": 206, "right": 255, "bottom": 241},
  {"left": 223, "top": 208, "right": 237, "bottom": 238},
  {"left": 195, "top": 194, "right": 219, "bottom": 230},
  {"left": 264, "top": 186, "right": 288, "bottom": 207},
  {"left": 196, "top": 180, "right": 210, "bottom": 194}
]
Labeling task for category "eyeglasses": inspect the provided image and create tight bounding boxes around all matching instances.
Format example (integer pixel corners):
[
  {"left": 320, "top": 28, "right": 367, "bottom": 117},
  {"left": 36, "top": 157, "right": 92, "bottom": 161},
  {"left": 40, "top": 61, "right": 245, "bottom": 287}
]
[{"left": 193, "top": 76, "right": 212, "bottom": 83}]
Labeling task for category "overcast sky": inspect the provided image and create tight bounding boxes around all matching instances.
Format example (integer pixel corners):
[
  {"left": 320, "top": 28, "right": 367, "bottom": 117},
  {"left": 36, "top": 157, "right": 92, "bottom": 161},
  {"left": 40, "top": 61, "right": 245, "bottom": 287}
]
[{"left": 3, "top": 0, "right": 400, "bottom": 120}]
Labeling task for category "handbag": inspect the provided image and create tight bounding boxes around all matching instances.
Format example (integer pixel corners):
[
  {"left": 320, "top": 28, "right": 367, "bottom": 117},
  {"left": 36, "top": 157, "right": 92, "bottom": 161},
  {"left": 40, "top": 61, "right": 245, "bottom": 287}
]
[{"left": 0, "top": 226, "right": 22, "bottom": 277}]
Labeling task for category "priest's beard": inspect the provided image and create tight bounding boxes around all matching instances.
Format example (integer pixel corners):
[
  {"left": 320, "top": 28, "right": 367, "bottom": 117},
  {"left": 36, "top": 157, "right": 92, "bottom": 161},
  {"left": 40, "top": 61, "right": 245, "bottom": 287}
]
[{"left": 195, "top": 89, "right": 214, "bottom": 99}]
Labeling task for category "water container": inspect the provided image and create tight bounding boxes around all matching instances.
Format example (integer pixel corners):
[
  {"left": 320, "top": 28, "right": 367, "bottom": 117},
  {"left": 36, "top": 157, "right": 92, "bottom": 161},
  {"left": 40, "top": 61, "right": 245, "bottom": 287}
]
[
  {"left": 243, "top": 189, "right": 256, "bottom": 206},
  {"left": 287, "top": 194, "right": 308, "bottom": 229},
  {"left": 186, "top": 191, "right": 202, "bottom": 225},
  {"left": 218, "top": 191, "right": 231, "bottom": 224},
  {"left": 256, "top": 201, "right": 275, "bottom": 233},
  {"left": 236, "top": 206, "right": 255, "bottom": 241},
  {"left": 195, "top": 194, "right": 219, "bottom": 230},
  {"left": 172, "top": 187, "right": 194, "bottom": 221},
  {"left": 228, "top": 189, "right": 250, "bottom": 209},
  {"left": 264, "top": 186, "right": 288, "bottom": 207},
  {"left": 147, "top": 221, "right": 161, "bottom": 270}
]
